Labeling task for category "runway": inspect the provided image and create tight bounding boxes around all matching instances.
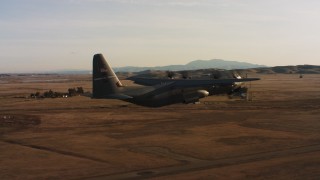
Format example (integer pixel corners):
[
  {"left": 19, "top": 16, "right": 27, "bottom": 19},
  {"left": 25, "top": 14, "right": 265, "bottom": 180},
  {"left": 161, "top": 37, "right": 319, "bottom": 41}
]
[{"left": 0, "top": 74, "right": 320, "bottom": 179}]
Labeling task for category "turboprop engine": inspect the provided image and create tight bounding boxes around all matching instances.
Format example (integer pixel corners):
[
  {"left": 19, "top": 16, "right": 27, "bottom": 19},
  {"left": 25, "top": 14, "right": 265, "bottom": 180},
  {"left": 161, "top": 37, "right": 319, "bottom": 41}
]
[{"left": 183, "top": 90, "right": 209, "bottom": 104}]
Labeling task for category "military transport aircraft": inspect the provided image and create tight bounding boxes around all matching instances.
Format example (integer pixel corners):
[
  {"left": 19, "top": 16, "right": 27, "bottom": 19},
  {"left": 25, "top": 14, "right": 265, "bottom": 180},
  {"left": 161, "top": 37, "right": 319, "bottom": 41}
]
[{"left": 92, "top": 54, "right": 259, "bottom": 107}]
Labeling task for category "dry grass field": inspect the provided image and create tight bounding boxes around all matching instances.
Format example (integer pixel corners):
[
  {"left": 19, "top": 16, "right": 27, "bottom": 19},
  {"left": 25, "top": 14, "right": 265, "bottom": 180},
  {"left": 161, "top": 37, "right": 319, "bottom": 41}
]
[{"left": 0, "top": 74, "right": 320, "bottom": 179}]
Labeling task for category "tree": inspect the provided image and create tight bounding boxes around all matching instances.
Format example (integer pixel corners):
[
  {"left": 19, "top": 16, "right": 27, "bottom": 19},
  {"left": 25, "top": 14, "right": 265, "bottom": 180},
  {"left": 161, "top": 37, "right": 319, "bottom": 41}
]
[
  {"left": 68, "top": 88, "right": 77, "bottom": 96},
  {"left": 76, "top": 87, "right": 84, "bottom": 94}
]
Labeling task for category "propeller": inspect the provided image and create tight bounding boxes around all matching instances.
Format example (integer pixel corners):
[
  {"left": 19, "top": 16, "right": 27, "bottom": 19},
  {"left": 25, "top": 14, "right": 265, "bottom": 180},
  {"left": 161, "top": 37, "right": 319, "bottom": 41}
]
[
  {"left": 166, "top": 71, "right": 176, "bottom": 79},
  {"left": 181, "top": 71, "right": 190, "bottom": 79},
  {"left": 232, "top": 71, "right": 242, "bottom": 79},
  {"left": 211, "top": 71, "right": 222, "bottom": 79}
]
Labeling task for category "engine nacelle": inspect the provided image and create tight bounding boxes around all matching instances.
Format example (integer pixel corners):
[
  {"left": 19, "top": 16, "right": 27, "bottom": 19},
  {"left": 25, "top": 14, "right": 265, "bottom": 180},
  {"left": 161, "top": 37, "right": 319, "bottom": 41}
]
[{"left": 183, "top": 90, "right": 209, "bottom": 104}]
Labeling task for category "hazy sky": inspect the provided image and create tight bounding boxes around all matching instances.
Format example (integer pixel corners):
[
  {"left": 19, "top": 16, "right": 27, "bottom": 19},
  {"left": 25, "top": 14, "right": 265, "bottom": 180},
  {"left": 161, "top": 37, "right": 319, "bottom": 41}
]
[{"left": 1, "top": 0, "right": 320, "bottom": 72}]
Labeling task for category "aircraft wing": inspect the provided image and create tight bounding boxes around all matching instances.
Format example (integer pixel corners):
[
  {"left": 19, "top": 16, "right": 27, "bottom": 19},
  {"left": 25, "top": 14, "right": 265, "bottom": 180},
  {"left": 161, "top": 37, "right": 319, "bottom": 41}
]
[
  {"left": 173, "top": 78, "right": 260, "bottom": 87},
  {"left": 128, "top": 77, "right": 260, "bottom": 87}
]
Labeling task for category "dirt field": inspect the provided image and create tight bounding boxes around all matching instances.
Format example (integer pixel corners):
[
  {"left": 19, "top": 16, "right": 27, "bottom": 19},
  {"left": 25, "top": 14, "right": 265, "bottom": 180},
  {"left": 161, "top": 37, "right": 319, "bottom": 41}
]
[{"left": 0, "top": 74, "right": 319, "bottom": 179}]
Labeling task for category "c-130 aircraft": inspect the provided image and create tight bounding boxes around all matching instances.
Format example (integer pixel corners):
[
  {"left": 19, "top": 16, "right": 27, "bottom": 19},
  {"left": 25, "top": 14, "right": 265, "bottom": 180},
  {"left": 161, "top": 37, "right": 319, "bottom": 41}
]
[{"left": 92, "top": 54, "right": 259, "bottom": 107}]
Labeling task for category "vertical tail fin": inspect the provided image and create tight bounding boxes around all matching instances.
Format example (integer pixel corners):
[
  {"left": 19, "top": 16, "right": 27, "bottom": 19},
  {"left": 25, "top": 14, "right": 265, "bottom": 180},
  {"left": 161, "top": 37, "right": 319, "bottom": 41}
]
[{"left": 92, "top": 54, "right": 123, "bottom": 98}]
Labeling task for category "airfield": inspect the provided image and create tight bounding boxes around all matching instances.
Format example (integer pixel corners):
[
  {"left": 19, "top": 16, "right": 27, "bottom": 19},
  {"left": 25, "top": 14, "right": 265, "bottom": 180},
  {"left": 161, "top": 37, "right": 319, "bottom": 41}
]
[{"left": 0, "top": 74, "right": 320, "bottom": 179}]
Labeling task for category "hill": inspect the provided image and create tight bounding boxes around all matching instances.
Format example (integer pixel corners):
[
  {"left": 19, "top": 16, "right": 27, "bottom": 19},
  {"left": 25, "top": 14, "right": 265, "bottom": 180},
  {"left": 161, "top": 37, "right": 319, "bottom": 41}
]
[{"left": 114, "top": 59, "right": 266, "bottom": 72}]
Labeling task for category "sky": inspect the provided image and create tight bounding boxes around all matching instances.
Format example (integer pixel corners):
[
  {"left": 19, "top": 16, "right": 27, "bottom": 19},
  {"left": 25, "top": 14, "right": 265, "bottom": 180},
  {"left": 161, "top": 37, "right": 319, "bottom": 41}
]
[{"left": 1, "top": 0, "right": 320, "bottom": 73}]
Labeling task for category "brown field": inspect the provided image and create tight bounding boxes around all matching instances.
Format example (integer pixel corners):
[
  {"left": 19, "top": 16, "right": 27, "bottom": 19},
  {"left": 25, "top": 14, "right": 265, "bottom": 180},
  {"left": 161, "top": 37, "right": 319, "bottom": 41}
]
[{"left": 0, "top": 74, "right": 320, "bottom": 180}]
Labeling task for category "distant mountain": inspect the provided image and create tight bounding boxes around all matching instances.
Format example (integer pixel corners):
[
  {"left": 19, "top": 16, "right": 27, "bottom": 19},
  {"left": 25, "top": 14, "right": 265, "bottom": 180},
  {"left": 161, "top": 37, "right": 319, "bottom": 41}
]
[
  {"left": 185, "top": 59, "right": 266, "bottom": 70},
  {"left": 114, "top": 59, "right": 266, "bottom": 72}
]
